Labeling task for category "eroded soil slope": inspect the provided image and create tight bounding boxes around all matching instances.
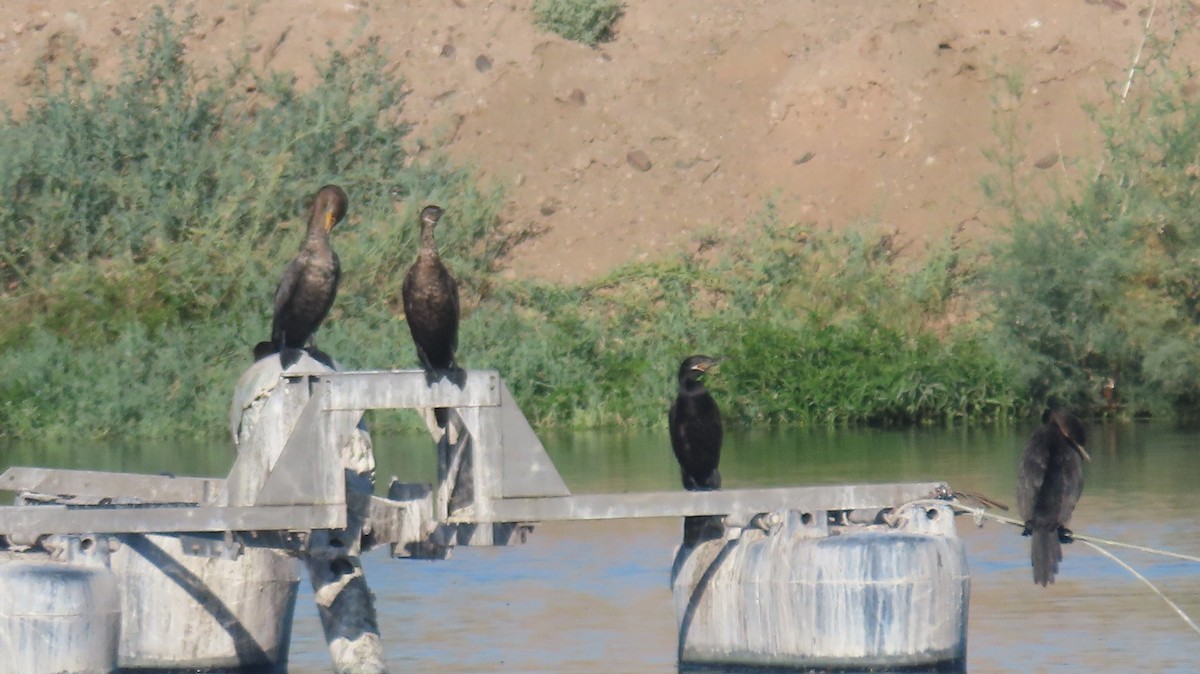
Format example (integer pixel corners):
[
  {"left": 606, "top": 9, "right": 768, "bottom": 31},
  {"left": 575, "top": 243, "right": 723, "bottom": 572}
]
[{"left": 2, "top": 0, "right": 1190, "bottom": 281}]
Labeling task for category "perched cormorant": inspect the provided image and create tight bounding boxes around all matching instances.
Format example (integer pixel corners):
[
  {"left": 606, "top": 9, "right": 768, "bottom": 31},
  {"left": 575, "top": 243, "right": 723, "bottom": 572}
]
[
  {"left": 669, "top": 355, "right": 724, "bottom": 548},
  {"left": 669, "top": 355, "right": 723, "bottom": 491},
  {"left": 1017, "top": 408, "right": 1090, "bottom": 586},
  {"left": 402, "top": 205, "right": 463, "bottom": 427},
  {"left": 254, "top": 185, "right": 348, "bottom": 368}
]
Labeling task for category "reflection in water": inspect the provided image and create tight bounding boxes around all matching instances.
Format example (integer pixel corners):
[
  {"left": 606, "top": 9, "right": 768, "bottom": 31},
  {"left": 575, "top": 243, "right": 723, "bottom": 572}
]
[{"left": 5, "top": 423, "right": 1200, "bottom": 672}]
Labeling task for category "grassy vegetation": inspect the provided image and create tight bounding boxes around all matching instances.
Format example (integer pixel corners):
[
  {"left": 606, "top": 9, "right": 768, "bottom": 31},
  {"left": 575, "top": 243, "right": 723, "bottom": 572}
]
[
  {"left": 463, "top": 206, "right": 1016, "bottom": 428},
  {"left": 4, "top": 8, "right": 1199, "bottom": 442},
  {"left": 532, "top": 0, "right": 624, "bottom": 47}
]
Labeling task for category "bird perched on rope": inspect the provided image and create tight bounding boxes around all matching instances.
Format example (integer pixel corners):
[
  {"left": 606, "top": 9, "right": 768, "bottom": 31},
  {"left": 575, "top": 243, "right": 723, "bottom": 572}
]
[
  {"left": 402, "top": 205, "right": 464, "bottom": 429},
  {"left": 254, "top": 185, "right": 348, "bottom": 368},
  {"left": 1017, "top": 408, "right": 1090, "bottom": 586},
  {"left": 669, "top": 355, "right": 724, "bottom": 547}
]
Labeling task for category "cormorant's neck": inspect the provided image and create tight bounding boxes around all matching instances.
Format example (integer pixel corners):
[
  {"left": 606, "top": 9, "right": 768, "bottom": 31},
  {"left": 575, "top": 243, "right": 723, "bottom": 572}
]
[
  {"left": 419, "top": 225, "right": 439, "bottom": 256},
  {"left": 302, "top": 233, "right": 331, "bottom": 256},
  {"left": 304, "top": 216, "right": 332, "bottom": 246},
  {"left": 679, "top": 377, "right": 706, "bottom": 395}
]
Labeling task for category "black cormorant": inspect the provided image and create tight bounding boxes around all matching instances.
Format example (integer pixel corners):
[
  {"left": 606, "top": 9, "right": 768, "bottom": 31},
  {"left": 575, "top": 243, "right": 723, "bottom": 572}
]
[
  {"left": 669, "top": 355, "right": 724, "bottom": 548},
  {"left": 669, "top": 355, "right": 722, "bottom": 491},
  {"left": 255, "top": 185, "right": 348, "bottom": 368},
  {"left": 402, "top": 205, "right": 463, "bottom": 427},
  {"left": 1017, "top": 408, "right": 1090, "bottom": 586}
]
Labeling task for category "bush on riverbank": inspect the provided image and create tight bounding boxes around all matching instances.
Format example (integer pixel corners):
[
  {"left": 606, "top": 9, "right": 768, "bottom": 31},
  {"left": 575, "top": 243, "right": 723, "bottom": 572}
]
[{"left": 982, "top": 42, "right": 1200, "bottom": 421}]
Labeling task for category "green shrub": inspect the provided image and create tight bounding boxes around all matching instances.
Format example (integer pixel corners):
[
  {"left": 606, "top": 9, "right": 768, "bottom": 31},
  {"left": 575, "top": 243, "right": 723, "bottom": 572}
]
[
  {"left": 982, "top": 38, "right": 1200, "bottom": 419},
  {"left": 532, "top": 0, "right": 624, "bottom": 46}
]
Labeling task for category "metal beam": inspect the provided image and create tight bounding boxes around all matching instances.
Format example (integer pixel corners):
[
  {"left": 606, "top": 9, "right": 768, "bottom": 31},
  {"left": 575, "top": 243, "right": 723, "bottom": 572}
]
[
  {"left": 497, "top": 379, "right": 570, "bottom": 498},
  {"left": 0, "top": 503, "right": 346, "bottom": 537},
  {"left": 0, "top": 467, "right": 224, "bottom": 505},
  {"left": 318, "top": 370, "right": 501, "bottom": 411},
  {"left": 471, "top": 483, "right": 947, "bottom": 523}
]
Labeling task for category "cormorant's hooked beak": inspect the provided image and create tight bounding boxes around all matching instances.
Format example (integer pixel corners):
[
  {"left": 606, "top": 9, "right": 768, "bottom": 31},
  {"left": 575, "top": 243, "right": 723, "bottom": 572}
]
[
  {"left": 1068, "top": 437, "right": 1091, "bottom": 462},
  {"left": 324, "top": 211, "right": 337, "bottom": 232},
  {"left": 420, "top": 205, "right": 444, "bottom": 229},
  {"left": 1056, "top": 423, "right": 1091, "bottom": 462},
  {"left": 692, "top": 358, "right": 721, "bottom": 374}
]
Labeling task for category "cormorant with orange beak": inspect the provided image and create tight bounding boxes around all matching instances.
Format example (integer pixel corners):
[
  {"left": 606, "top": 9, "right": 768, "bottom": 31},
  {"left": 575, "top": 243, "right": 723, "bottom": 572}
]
[{"left": 255, "top": 185, "right": 348, "bottom": 368}]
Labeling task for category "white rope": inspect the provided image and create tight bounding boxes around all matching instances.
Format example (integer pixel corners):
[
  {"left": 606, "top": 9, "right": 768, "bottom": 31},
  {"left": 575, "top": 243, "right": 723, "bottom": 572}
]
[
  {"left": 1078, "top": 539, "right": 1200, "bottom": 637},
  {"left": 903, "top": 496, "right": 1200, "bottom": 637},
  {"left": 907, "top": 498, "right": 1200, "bottom": 563}
]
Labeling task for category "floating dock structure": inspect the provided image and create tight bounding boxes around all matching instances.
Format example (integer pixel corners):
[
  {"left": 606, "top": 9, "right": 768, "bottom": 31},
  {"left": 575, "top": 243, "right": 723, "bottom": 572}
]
[
  {"left": 673, "top": 502, "right": 969, "bottom": 670},
  {"left": 0, "top": 360, "right": 968, "bottom": 672}
]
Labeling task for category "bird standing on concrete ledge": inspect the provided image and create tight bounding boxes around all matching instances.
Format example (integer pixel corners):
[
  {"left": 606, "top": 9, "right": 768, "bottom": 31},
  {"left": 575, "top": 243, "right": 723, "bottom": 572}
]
[
  {"left": 255, "top": 185, "right": 348, "bottom": 369},
  {"left": 402, "top": 205, "right": 464, "bottom": 428}
]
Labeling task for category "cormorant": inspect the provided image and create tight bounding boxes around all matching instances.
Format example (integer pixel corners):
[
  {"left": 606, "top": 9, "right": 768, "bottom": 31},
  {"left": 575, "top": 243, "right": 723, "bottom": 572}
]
[
  {"left": 254, "top": 185, "right": 348, "bottom": 368},
  {"left": 402, "top": 205, "right": 464, "bottom": 427},
  {"left": 670, "top": 355, "right": 722, "bottom": 490},
  {"left": 1017, "top": 408, "right": 1090, "bottom": 586},
  {"left": 669, "top": 355, "right": 724, "bottom": 548}
]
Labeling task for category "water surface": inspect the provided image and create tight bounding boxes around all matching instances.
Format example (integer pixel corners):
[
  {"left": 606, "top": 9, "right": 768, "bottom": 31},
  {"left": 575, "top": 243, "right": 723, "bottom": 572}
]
[{"left": 4, "top": 422, "right": 1199, "bottom": 672}]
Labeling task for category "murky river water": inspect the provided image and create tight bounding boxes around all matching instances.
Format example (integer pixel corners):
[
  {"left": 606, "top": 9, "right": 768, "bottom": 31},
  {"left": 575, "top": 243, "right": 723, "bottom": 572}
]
[{"left": 4, "top": 422, "right": 1200, "bottom": 672}]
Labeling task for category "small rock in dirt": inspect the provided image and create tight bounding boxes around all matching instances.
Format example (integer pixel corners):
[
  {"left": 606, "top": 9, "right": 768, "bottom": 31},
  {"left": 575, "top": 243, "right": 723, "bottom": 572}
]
[
  {"left": 567, "top": 88, "right": 586, "bottom": 105},
  {"left": 1033, "top": 152, "right": 1059, "bottom": 169},
  {"left": 626, "top": 149, "right": 652, "bottom": 172},
  {"left": 474, "top": 55, "right": 492, "bottom": 72},
  {"left": 539, "top": 197, "right": 560, "bottom": 216},
  {"left": 440, "top": 44, "right": 455, "bottom": 58},
  {"left": 794, "top": 152, "right": 816, "bottom": 165}
]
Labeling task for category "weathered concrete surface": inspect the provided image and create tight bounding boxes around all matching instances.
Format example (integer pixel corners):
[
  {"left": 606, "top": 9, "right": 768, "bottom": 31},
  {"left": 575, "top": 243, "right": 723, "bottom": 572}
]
[
  {"left": 0, "top": 539, "right": 120, "bottom": 674},
  {"left": 234, "top": 351, "right": 387, "bottom": 674},
  {"left": 111, "top": 533, "right": 299, "bottom": 670},
  {"left": 672, "top": 502, "right": 969, "bottom": 671}
]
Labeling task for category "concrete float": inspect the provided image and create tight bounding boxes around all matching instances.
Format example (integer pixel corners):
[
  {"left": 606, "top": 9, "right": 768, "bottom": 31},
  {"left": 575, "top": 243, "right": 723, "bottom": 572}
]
[
  {"left": 110, "top": 534, "right": 299, "bottom": 671},
  {"left": 0, "top": 535, "right": 121, "bottom": 674},
  {"left": 672, "top": 500, "right": 969, "bottom": 672}
]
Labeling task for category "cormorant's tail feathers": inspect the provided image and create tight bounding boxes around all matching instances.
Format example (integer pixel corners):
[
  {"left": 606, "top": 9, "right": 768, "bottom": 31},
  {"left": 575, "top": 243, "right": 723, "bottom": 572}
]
[
  {"left": 681, "top": 469, "right": 722, "bottom": 492},
  {"left": 304, "top": 347, "right": 337, "bottom": 369},
  {"left": 426, "top": 365, "right": 465, "bottom": 429},
  {"left": 279, "top": 347, "right": 303, "bottom": 369},
  {"left": 1031, "top": 528, "right": 1063, "bottom": 586}
]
